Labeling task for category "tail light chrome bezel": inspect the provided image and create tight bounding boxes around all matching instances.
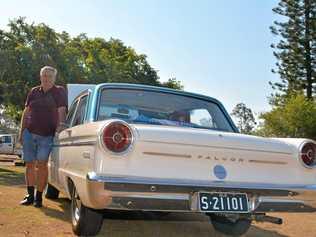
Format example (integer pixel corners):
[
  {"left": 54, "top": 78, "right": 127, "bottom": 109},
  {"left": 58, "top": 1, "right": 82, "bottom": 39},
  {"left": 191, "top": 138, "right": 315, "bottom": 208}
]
[
  {"left": 99, "top": 120, "right": 135, "bottom": 155},
  {"left": 299, "top": 141, "right": 316, "bottom": 169}
]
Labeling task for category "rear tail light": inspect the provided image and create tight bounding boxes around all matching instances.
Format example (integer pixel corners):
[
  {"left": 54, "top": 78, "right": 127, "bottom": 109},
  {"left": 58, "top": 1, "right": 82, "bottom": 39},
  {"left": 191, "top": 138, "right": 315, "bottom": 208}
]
[
  {"left": 300, "top": 142, "right": 316, "bottom": 167},
  {"left": 101, "top": 121, "right": 133, "bottom": 153}
]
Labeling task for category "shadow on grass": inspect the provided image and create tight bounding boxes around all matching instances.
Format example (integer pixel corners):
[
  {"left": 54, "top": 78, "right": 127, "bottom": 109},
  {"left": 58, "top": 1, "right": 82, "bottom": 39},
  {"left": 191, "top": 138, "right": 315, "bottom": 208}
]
[
  {"left": 41, "top": 198, "right": 72, "bottom": 223},
  {"left": 0, "top": 167, "right": 25, "bottom": 186},
  {"left": 246, "top": 226, "right": 288, "bottom": 237},
  {"left": 99, "top": 211, "right": 288, "bottom": 237}
]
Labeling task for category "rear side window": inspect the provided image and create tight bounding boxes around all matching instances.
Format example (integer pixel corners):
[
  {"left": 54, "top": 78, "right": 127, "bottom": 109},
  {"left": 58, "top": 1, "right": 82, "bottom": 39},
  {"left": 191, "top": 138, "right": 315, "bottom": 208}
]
[
  {"left": 72, "top": 95, "right": 88, "bottom": 126},
  {"left": 66, "top": 99, "right": 79, "bottom": 126}
]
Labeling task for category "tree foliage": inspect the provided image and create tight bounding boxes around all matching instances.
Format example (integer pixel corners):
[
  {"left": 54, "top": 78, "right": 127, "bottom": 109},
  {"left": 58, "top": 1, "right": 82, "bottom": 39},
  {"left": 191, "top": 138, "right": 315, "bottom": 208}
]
[
  {"left": 258, "top": 93, "right": 316, "bottom": 140},
  {"left": 0, "top": 105, "right": 19, "bottom": 133},
  {"left": 258, "top": 1, "right": 316, "bottom": 139},
  {"left": 161, "top": 78, "right": 184, "bottom": 90},
  {"left": 0, "top": 17, "right": 183, "bottom": 122},
  {"left": 270, "top": 0, "right": 316, "bottom": 102},
  {"left": 231, "top": 103, "right": 256, "bottom": 134}
]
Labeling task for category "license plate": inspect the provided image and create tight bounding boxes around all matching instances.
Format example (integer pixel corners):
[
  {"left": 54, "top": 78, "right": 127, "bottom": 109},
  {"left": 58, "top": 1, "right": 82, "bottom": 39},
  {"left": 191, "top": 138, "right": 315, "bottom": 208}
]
[{"left": 199, "top": 192, "right": 249, "bottom": 213}]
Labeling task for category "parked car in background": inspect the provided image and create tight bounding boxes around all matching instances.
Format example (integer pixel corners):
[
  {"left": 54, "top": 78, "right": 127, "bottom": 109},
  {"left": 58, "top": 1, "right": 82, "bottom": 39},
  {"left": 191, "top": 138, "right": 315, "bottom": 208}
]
[
  {"left": 0, "top": 134, "right": 22, "bottom": 158},
  {"left": 46, "top": 83, "right": 316, "bottom": 236}
]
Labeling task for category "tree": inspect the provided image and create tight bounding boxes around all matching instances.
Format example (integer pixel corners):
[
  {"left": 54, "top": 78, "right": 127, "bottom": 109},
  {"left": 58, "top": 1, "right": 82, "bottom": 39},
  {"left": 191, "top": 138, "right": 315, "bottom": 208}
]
[
  {"left": 161, "top": 78, "right": 184, "bottom": 90},
  {"left": 270, "top": 0, "right": 316, "bottom": 101},
  {"left": 0, "top": 17, "right": 183, "bottom": 122},
  {"left": 0, "top": 105, "right": 19, "bottom": 133},
  {"left": 231, "top": 103, "right": 256, "bottom": 134},
  {"left": 258, "top": 93, "right": 316, "bottom": 140}
]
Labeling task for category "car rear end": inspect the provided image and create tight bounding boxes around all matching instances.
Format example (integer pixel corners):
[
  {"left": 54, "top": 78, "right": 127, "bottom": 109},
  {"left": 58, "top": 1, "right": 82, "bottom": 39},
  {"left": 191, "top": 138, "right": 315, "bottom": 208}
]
[{"left": 82, "top": 85, "right": 316, "bottom": 215}]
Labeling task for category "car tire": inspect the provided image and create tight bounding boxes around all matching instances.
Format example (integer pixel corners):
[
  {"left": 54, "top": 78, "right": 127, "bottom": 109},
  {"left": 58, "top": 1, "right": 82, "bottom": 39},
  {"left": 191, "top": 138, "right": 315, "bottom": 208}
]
[
  {"left": 71, "top": 185, "right": 103, "bottom": 236},
  {"left": 208, "top": 214, "right": 251, "bottom": 236},
  {"left": 45, "top": 183, "right": 60, "bottom": 199}
]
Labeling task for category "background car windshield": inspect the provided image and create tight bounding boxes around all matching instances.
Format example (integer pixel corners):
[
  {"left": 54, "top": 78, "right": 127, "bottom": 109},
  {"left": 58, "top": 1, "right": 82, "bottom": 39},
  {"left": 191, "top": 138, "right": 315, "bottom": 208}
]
[{"left": 97, "top": 89, "right": 234, "bottom": 132}]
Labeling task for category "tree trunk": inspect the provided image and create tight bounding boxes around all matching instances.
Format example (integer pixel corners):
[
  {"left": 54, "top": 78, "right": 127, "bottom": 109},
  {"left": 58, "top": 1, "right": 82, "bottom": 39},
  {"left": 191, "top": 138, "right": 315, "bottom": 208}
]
[{"left": 304, "top": 0, "right": 313, "bottom": 99}]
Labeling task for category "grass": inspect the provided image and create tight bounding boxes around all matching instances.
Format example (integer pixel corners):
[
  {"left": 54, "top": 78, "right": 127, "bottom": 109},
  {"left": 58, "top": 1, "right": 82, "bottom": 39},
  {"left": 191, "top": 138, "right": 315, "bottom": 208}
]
[{"left": 0, "top": 166, "right": 25, "bottom": 186}]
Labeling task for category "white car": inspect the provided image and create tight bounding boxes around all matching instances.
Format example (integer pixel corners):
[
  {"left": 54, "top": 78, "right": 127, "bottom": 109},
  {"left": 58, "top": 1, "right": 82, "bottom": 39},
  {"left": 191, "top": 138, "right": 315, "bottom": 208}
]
[
  {"left": 47, "top": 83, "right": 316, "bottom": 236},
  {"left": 0, "top": 134, "right": 22, "bottom": 158}
]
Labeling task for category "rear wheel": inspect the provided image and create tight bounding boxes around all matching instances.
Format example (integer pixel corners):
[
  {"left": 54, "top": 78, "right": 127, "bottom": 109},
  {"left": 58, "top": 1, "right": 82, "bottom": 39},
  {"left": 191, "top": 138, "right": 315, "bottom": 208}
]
[
  {"left": 71, "top": 184, "right": 103, "bottom": 236},
  {"left": 45, "top": 183, "right": 59, "bottom": 199},
  {"left": 208, "top": 214, "right": 251, "bottom": 236}
]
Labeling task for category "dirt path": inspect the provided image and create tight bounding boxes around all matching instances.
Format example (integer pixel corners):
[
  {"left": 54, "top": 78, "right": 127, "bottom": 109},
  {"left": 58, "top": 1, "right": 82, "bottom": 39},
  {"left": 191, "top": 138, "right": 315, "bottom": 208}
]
[{"left": 0, "top": 162, "right": 316, "bottom": 237}]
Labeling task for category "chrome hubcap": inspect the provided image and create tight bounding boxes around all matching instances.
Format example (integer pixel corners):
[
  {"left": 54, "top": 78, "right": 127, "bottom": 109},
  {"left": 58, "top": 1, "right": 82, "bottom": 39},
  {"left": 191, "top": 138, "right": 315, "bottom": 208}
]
[{"left": 72, "top": 189, "right": 81, "bottom": 223}]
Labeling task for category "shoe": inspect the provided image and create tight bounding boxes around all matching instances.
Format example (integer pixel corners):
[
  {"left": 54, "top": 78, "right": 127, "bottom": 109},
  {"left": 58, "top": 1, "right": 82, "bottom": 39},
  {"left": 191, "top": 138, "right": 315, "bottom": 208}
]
[
  {"left": 33, "top": 198, "right": 42, "bottom": 208},
  {"left": 20, "top": 195, "right": 34, "bottom": 205},
  {"left": 34, "top": 190, "right": 43, "bottom": 208}
]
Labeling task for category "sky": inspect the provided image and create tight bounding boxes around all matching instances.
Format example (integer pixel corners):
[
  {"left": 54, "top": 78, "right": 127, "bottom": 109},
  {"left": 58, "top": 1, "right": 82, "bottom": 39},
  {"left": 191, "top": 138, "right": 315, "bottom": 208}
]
[{"left": 0, "top": 0, "right": 280, "bottom": 115}]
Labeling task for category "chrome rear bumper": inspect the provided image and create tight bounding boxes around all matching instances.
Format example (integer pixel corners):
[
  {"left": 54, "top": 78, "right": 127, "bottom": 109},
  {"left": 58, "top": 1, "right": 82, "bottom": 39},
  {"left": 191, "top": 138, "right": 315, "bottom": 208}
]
[{"left": 86, "top": 172, "right": 316, "bottom": 212}]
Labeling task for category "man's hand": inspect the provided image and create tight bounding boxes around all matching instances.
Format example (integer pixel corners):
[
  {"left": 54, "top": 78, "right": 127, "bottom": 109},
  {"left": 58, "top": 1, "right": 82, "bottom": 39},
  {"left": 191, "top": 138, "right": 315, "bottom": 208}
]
[
  {"left": 55, "top": 124, "right": 65, "bottom": 134},
  {"left": 18, "top": 130, "right": 23, "bottom": 145},
  {"left": 57, "top": 107, "right": 67, "bottom": 134},
  {"left": 19, "top": 107, "right": 30, "bottom": 145},
  {"left": 55, "top": 106, "right": 67, "bottom": 136}
]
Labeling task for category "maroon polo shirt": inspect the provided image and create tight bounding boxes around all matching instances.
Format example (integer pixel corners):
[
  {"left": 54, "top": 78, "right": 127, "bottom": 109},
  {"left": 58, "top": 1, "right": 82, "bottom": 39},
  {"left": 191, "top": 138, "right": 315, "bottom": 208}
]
[{"left": 25, "top": 85, "right": 67, "bottom": 136}]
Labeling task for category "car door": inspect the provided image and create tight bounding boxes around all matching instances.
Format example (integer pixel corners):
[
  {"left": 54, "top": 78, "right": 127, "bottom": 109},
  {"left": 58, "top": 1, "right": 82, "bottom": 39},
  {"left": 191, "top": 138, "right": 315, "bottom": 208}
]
[
  {"left": 49, "top": 98, "right": 79, "bottom": 187},
  {"left": 50, "top": 93, "right": 90, "bottom": 190},
  {"left": 60, "top": 94, "right": 90, "bottom": 187}
]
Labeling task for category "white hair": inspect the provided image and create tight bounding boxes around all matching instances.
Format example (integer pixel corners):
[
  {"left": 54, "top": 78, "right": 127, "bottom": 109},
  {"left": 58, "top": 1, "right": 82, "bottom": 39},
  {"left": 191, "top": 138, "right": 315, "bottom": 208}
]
[{"left": 40, "top": 66, "right": 57, "bottom": 78}]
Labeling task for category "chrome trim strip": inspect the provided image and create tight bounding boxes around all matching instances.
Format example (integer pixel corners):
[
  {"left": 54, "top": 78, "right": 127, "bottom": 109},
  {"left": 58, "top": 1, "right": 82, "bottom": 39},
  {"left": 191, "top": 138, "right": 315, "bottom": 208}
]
[
  {"left": 142, "top": 140, "right": 292, "bottom": 155},
  {"left": 108, "top": 196, "right": 190, "bottom": 211},
  {"left": 142, "top": 152, "right": 287, "bottom": 164},
  {"left": 103, "top": 196, "right": 316, "bottom": 213},
  {"left": 53, "top": 141, "right": 96, "bottom": 147},
  {"left": 108, "top": 192, "right": 189, "bottom": 200},
  {"left": 248, "top": 160, "right": 288, "bottom": 165},
  {"left": 86, "top": 172, "right": 316, "bottom": 212},
  {"left": 254, "top": 198, "right": 316, "bottom": 212},
  {"left": 143, "top": 152, "right": 192, "bottom": 159},
  {"left": 87, "top": 172, "right": 316, "bottom": 196}
]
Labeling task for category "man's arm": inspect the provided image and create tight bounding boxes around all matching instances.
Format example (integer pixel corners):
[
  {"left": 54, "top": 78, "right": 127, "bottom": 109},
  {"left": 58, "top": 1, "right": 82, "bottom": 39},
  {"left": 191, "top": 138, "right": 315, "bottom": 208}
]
[
  {"left": 18, "top": 107, "right": 30, "bottom": 144},
  {"left": 56, "top": 106, "right": 67, "bottom": 133}
]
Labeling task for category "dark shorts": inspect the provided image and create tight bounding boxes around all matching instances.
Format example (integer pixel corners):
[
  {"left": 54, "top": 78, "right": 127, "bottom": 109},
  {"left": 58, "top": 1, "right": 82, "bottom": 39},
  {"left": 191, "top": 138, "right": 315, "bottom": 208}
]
[{"left": 22, "top": 129, "right": 54, "bottom": 163}]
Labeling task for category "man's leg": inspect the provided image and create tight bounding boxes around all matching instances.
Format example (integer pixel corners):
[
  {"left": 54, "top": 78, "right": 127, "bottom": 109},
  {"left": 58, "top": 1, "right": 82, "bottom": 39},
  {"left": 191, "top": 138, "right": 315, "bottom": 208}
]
[
  {"left": 25, "top": 161, "right": 36, "bottom": 186},
  {"left": 34, "top": 161, "right": 48, "bottom": 207},
  {"left": 20, "top": 162, "right": 35, "bottom": 204},
  {"left": 20, "top": 129, "right": 36, "bottom": 205},
  {"left": 34, "top": 135, "right": 53, "bottom": 208}
]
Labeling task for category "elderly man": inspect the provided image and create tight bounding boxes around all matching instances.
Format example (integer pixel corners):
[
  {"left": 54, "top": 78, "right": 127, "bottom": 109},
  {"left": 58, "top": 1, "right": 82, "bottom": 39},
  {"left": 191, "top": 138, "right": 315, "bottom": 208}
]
[{"left": 19, "top": 66, "right": 67, "bottom": 208}]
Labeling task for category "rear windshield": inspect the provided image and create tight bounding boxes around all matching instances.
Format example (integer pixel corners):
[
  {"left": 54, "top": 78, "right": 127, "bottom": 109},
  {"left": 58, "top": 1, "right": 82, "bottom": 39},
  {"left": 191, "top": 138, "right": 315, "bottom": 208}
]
[{"left": 97, "top": 88, "right": 234, "bottom": 132}]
